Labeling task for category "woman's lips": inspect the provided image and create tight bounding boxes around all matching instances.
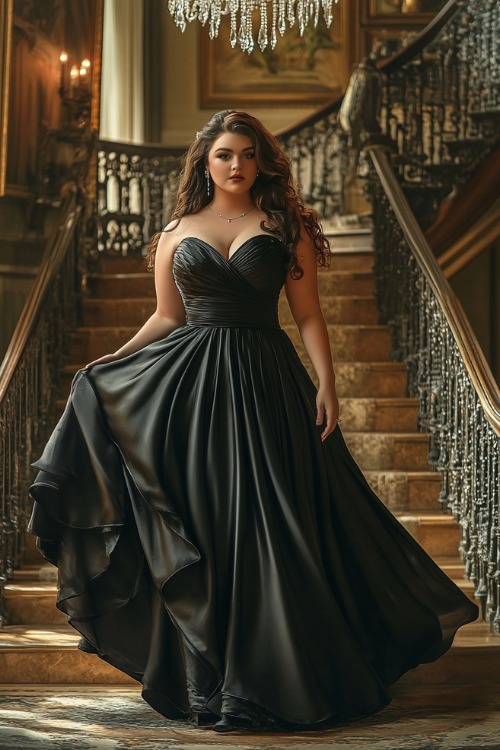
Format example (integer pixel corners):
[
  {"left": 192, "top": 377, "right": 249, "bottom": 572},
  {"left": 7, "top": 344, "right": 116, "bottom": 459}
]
[{"left": 229, "top": 175, "right": 244, "bottom": 181}]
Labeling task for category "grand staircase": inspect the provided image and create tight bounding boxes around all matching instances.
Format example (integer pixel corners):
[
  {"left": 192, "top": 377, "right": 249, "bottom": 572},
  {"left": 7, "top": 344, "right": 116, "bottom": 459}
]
[{"left": 0, "top": 233, "right": 497, "bottom": 689}]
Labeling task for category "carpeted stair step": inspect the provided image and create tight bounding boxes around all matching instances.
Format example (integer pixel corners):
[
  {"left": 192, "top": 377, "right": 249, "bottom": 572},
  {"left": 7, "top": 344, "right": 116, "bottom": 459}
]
[
  {"left": 395, "top": 621, "right": 499, "bottom": 686},
  {"left": 364, "top": 470, "right": 442, "bottom": 511},
  {"left": 279, "top": 295, "right": 380, "bottom": 325},
  {"left": 334, "top": 397, "right": 419, "bottom": 432},
  {"left": 317, "top": 270, "right": 374, "bottom": 296},
  {"left": 396, "top": 513, "right": 461, "bottom": 557},
  {"left": 4, "top": 576, "right": 66, "bottom": 626},
  {"left": 284, "top": 324, "right": 390, "bottom": 362},
  {"left": 343, "top": 432, "right": 430, "bottom": 471},
  {"left": 82, "top": 298, "right": 156, "bottom": 327}
]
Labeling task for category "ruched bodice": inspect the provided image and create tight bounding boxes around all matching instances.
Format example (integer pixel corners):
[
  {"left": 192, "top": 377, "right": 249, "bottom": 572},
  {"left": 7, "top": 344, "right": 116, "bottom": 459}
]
[
  {"left": 28, "top": 230, "right": 478, "bottom": 731},
  {"left": 172, "top": 235, "right": 287, "bottom": 328}
]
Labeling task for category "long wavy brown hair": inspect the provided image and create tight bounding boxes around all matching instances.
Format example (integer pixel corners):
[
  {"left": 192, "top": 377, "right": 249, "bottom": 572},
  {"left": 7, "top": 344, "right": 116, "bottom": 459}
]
[{"left": 147, "top": 110, "right": 331, "bottom": 278}]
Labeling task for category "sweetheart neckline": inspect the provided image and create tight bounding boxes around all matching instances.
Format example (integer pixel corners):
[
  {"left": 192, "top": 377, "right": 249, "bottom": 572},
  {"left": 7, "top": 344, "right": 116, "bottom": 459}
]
[{"left": 177, "top": 234, "right": 280, "bottom": 263}]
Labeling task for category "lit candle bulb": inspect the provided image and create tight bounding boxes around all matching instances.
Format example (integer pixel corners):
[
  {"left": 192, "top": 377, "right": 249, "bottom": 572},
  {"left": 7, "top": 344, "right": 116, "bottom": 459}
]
[
  {"left": 70, "top": 64, "right": 79, "bottom": 91},
  {"left": 81, "top": 58, "right": 91, "bottom": 69},
  {"left": 59, "top": 51, "right": 68, "bottom": 93}
]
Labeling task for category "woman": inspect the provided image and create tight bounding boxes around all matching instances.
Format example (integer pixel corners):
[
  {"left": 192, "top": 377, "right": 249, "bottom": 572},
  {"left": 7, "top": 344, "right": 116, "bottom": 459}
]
[{"left": 28, "top": 110, "right": 478, "bottom": 734}]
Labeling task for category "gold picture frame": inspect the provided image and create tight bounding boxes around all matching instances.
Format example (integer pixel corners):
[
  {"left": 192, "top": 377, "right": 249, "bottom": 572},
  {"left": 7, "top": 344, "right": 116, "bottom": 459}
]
[
  {"left": 0, "top": 0, "right": 103, "bottom": 197},
  {"left": 200, "top": 2, "right": 351, "bottom": 108},
  {"left": 365, "top": 0, "right": 448, "bottom": 24}
]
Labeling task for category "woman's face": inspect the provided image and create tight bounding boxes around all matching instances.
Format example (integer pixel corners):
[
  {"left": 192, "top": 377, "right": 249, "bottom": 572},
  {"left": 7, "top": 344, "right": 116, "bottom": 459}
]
[{"left": 206, "top": 131, "right": 258, "bottom": 198}]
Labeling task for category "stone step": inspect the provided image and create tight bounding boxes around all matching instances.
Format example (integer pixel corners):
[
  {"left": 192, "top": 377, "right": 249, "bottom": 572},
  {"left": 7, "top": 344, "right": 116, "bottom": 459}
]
[
  {"left": 280, "top": 295, "right": 380, "bottom": 326},
  {"left": 0, "top": 620, "right": 495, "bottom": 686},
  {"left": 396, "top": 512, "right": 460, "bottom": 557},
  {"left": 97, "top": 250, "right": 375, "bottom": 274},
  {"left": 0, "top": 625, "right": 134, "bottom": 684},
  {"left": 284, "top": 325, "right": 390, "bottom": 363},
  {"left": 86, "top": 269, "right": 375, "bottom": 299},
  {"left": 339, "top": 397, "right": 418, "bottom": 432},
  {"left": 4, "top": 577, "right": 67, "bottom": 626},
  {"left": 301, "top": 361, "right": 409, "bottom": 396},
  {"left": 82, "top": 294, "right": 380, "bottom": 329},
  {"left": 68, "top": 324, "right": 391, "bottom": 364},
  {"left": 397, "top": 621, "right": 499, "bottom": 686},
  {"left": 344, "top": 432, "right": 430, "bottom": 471},
  {"left": 364, "top": 470, "right": 442, "bottom": 511},
  {"left": 82, "top": 298, "right": 156, "bottom": 327},
  {"left": 318, "top": 270, "right": 374, "bottom": 296}
]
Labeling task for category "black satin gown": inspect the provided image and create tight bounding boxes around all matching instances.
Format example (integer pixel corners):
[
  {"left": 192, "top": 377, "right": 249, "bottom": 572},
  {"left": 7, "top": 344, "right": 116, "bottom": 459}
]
[{"left": 28, "top": 234, "right": 478, "bottom": 729}]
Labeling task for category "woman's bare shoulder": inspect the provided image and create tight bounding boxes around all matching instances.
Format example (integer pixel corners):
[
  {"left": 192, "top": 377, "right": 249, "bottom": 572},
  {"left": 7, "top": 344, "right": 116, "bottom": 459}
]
[{"left": 157, "top": 216, "right": 197, "bottom": 256}]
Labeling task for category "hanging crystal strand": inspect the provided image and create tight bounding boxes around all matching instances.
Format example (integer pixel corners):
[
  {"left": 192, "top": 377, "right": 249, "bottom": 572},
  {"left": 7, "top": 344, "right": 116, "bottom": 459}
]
[
  {"left": 229, "top": 0, "right": 238, "bottom": 47},
  {"left": 209, "top": 0, "right": 221, "bottom": 37},
  {"left": 278, "top": 0, "right": 286, "bottom": 36},
  {"left": 311, "top": 1, "right": 319, "bottom": 30},
  {"left": 298, "top": 0, "right": 306, "bottom": 35},
  {"left": 258, "top": 0, "right": 269, "bottom": 51},
  {"left": 199, "top": 0, "right": 209, "bottom": 25},
  {"left": 322, "top": 0, "right": 333, "bottom": 27},
  {"left": 271, "top": 0, "right": 277, "bottom": 48},
  {"left": 238, "top": 0, "right": 248, "bottom": 51},
  {"left": 287, "top": 0, "right": 295, "bottom": 28},
  {"left": 246, "top": 5, "right": 254, "bottom": 54}
]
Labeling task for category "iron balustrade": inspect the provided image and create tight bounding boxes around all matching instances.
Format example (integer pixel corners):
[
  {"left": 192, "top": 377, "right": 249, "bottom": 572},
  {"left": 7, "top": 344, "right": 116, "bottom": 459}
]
[
  {"left": 0, "top": 194, "right": 83, "bottom": 625},
  {"left": 364, "top": 146, "right": 500, "bottom": 630}
]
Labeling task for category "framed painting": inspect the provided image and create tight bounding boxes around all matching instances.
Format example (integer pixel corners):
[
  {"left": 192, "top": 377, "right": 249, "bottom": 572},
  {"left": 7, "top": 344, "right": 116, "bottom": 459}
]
[
  {"left": 0, "top": 0, "right": 102, "bottom": 196},
  {"left": 364, "top": 0, "right": 449, "bottom": 24},
  {"left": 200, "top": 3, "right": 350, "bottom": 108}
]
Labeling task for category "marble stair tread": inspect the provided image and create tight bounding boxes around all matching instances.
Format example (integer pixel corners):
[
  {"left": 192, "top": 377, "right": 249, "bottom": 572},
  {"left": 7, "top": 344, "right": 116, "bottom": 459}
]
[
  {"left": 338, "top": 396, "right": 419, "bottom": 432},
  {"left": 343, "top": 431, "right": 430, "bottom": 470},
  {"left": 363, "top": 469, "right": 441, "bottom": 510},
  {"left": 0, "top": 625, "right": 79, "bottom": 649},
  {"left": 395, "top": 512, "right": 461, "bottom": 556}
]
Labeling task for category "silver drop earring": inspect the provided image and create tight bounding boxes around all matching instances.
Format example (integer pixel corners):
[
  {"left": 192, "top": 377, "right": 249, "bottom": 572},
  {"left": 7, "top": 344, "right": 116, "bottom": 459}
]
[{"left": 205, "top": 168, "right": 211, "bottom": 197}]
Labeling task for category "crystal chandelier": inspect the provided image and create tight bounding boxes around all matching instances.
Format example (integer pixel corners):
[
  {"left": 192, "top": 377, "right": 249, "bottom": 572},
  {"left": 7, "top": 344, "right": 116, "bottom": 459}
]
[{"left": 167, "top": 0, "right": 339, "bottom": 53}]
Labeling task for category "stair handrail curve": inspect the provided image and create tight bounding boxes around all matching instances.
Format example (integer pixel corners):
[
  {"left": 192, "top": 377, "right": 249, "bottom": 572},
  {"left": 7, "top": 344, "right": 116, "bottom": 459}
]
[
  {"left": 364, "top": 143, "right": 500, "bottom": 631},
  {"left": 0, "top": 190, "right": 83, "bottom": 626}
]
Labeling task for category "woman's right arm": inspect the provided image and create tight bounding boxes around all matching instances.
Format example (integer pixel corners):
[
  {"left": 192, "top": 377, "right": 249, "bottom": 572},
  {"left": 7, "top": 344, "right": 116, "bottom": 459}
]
[{"left": 85, "top": 228, "right": 185, "bottom": 368}]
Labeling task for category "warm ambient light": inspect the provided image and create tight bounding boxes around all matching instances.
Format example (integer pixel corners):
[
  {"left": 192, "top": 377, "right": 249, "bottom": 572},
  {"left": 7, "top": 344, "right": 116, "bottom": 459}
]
[
  {"left": 70, "top": 65, "right": 79, "bottom": 79},
  {"left": 59, "top": 51, "right": 68, "bottom": 63},
  {"left": 79, "top": 67, "right": 87, "bottom": 77},
  {"left": 81, "top": 59, "right": 91, "bottom": 69}
]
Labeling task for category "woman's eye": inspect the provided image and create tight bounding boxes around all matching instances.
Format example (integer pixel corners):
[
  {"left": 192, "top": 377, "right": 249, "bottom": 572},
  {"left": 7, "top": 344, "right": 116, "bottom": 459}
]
[{"left": 244, "top": 153, "right": 255, "bottom": 159}]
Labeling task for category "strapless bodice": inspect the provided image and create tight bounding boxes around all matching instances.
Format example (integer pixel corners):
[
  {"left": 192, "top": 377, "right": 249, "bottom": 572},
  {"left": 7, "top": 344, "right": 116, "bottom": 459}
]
[{"left": 172, "top": 235, "right": 288, "bottom": 328}]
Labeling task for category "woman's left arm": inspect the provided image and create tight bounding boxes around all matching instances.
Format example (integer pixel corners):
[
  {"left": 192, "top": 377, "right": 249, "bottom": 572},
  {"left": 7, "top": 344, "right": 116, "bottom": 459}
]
[{"left": 284, "top": 229, "right": 340, "bottom": 440}]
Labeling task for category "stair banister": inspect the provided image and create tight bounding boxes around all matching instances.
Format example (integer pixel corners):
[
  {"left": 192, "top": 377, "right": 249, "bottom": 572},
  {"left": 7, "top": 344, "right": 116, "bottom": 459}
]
[{"left": 0, "top": 192, "right": 83, "bottom": 626}]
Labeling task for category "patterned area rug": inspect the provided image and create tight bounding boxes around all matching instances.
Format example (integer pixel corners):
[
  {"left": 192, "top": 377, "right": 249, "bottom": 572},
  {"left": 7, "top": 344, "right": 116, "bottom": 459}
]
[{"left": 0, "top": 685, "right": 500, "bottom": 750}]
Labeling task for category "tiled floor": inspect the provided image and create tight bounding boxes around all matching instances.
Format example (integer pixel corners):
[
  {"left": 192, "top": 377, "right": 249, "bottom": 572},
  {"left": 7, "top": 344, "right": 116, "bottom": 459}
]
[{"left": 0, "top": 684, "right": 499, "bottom": 750}]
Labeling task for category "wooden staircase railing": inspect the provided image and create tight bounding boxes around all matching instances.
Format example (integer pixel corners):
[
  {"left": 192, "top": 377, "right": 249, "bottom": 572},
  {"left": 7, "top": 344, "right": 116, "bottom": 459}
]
[
  {"left": 0, "top": 192, "right": 84, "bottom": 625},
  {"left": 362, "top": 145, "right": 500, "bottom": 630}
]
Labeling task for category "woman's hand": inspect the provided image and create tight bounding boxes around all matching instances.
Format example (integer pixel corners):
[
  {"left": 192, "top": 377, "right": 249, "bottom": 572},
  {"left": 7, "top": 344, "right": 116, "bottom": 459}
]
[
  {"left": 316, "top": 383, "right": 340, "bottom": 441},
  {"left": 84, "top": 352, "right": 121, "bottom": 370}
]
